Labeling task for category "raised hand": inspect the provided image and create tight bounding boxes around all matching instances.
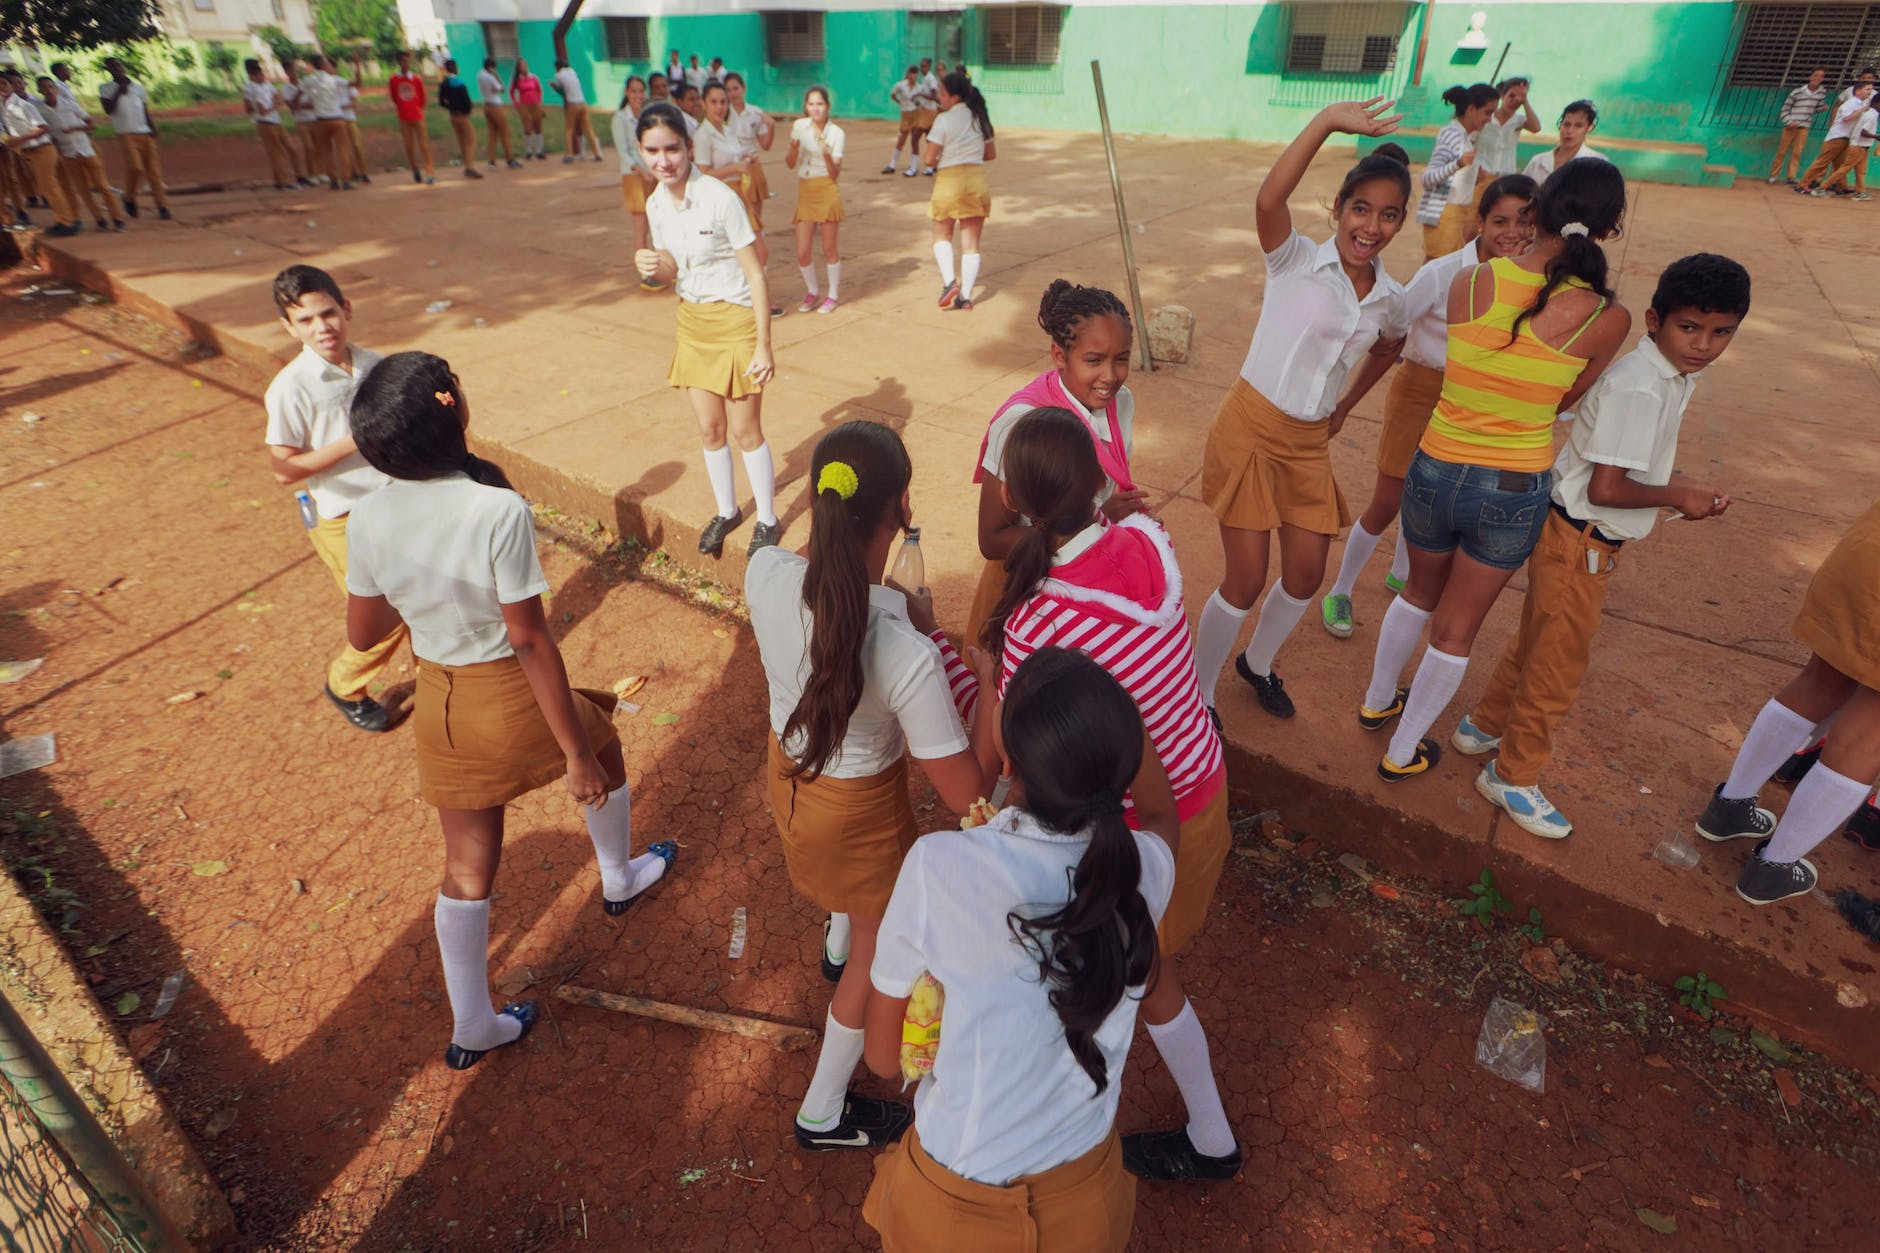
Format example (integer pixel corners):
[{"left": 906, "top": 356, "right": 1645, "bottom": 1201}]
[{"left": 1321, "top": 97, "right": 1404, "bottom": 138}]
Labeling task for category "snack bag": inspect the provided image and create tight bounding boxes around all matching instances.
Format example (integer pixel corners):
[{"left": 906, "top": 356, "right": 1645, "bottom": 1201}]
[{"left": 899, "top": 972, "right": 944, "bottom": 1086}]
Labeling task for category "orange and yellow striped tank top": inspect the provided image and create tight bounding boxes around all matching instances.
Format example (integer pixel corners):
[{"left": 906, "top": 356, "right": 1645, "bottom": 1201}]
[{"left": 1419, "top": 257, "right": 1606, "bottom": 474}]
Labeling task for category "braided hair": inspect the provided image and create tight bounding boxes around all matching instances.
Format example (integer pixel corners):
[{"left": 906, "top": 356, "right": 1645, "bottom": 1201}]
[{"left": 1037, "top": 278, "right": 1130, "bottom": 352}]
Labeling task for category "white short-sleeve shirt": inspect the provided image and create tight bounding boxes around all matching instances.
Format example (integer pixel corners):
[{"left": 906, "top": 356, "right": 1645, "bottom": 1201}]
[
  {"left": 104, "top": 81, "right": 153, "bottom": 134},
  {"left": 872, "top": 809, "right": 1175, "bottom": 1185},
  {"left": 746, "top": 547, "right": 970, "bottom": 778},
  {"left": 1475, "top": 111, "right": 1528, "bottom": 177},
  {"left": 46, "top": 95, "right": 96, "bottom": 159},
  {"left": 980, "top": 383, "right": 1134, "bottom": 513},
  {"left": 916, "top": 73, "right": 940, "bottom": 109},
  {"left": 891, "top": 81, "right": 919, "bottom": 113},
  {"left": 298, "top": 71, "right": 346, "bottom": 119},
  {"left": 612, "top": 108, "right": 643, "bottom": 174},
  {"left": 553, "top": 67, "right": 586, "bottom": 106},
  {"left": 1522, "top": 145, "right": 1606, "bottom": 183},
  {"left": 340, "top": 84, "right": 360, "bottom": 122},
  {"left": 243, "top": 81, "right": 283, "bottom": 125},
  {"left": 477, "top": 69, "right": 504, "bottom": 103},
  {"left": 1401, "top": 241, "right": 1484, "bottom": 371},
  {"left": 693, "top": 120, "right": 743, "bottom": 173},
  {"left": 646, "top": 170, "right": 756, "bottom": 306},
  {"left": 263, "top": 345, "right": 388, "bottom": 520},
  {"left": 791, "top": 117, "right": 844, "bottom": 179},
  {"left": 1828, "top": 94, "right": 1873, "bottom": 141},
  {"left": 1550, "top": 336, "right": 1700, "bottom": 543},
  {"left": 925, "top": 102, "right": 985, "bottom": 168},
  {"left": 287, "top": 81, "right": 315, "bottom": 123},
  {"left": 727, "top": 102, "right": 770, "bottom": 158},
  {"left": 344, "top": 476, "right": 549, "bottom": 667},
  {"left": 1238, "top": 230, "right": 1408, "bottom": 421}
]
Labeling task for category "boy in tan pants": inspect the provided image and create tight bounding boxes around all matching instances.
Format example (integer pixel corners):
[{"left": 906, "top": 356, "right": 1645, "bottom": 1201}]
[
  {"left": 35, "top": 75, "right": 124, "bottom": 230},
  {"left": 99, "top": 57, "right": 170, "bottom": 219}
]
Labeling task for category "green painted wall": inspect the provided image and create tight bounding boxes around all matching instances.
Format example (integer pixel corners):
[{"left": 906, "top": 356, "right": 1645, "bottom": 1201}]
[{"left": 444, "top": 3, "right": 1792, "bottom": 181}]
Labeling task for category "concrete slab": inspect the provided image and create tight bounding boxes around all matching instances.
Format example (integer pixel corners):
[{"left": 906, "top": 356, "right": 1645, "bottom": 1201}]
[{"left": 29, "top": 118, "right": 1880, "bottom": 1068}]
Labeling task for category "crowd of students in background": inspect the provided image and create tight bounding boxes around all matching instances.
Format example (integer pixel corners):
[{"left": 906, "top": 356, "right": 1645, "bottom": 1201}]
[{"left": 1773, "top": 65, "right": 1877, "bottom": 199}]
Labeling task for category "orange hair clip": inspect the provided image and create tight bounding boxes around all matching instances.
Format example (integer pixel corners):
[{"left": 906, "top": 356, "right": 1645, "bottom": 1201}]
[{"left": 434, "top": 390, "right": 456, "bottom": 406}]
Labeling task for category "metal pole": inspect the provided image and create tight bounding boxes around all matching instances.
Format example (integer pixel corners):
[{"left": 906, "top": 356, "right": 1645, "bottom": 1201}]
[
  {"left": 1090, "top": 60, "right": 1155, "bottom": 371},
  {"left": 1489, "top": 41, "right": 1511, "bottom": 85}
]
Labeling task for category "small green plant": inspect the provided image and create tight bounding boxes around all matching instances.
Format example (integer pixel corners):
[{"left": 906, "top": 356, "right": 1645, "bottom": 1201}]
[
  {"left": 1455, "top": 867, "right": 1512, "bottom": 922},
  {"left": 206, "top": 44, "right": 241, "bottom": 82},
  {"left": 1519, "top": 906, "right": 1545, "bottom": 944},
  {"left": 1675, "top": 971, "right": 1727, "bottom": 1019}
]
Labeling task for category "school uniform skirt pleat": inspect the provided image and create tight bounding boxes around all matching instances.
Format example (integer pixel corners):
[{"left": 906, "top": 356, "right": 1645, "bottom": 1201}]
[
  {"left": 1378, "top": 361, "right": 1446, "bottom": 479},
  {"left": 930, "top": 165, "right": 990, "bottom": 221},
  {"left": 414, "top": 656, "right": 618, "bottom": 809},
  {"left": 765, "top": 738, "right": 918, "bottom": 916},
  {"left": 737, "top": 170, "right": 765, "bottom": 229},
  {"left": 620, "top": 173, "right": 649, "bottom": 212},
  {"left": 1201, "top": 378, "right": 1352, "bottom": 535},
  {"left": 669, "top": 300, "right": 761, "bottom": 398},
  {"left": 793, "top": 175, "right": 844, "bottom": 223},
  {"left": 1794, "top": 499, "right": 1880, "bottom": 690},
  {"left": 863, "top": 1125, "right": 1134, "bottom": 1253},
  {"left": 1159, "top": 783, "right": 1230, "bottom": 957}
]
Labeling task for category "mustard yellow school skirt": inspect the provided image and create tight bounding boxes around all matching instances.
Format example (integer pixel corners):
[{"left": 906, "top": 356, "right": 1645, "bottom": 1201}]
[
  {"left": 414, "top": 656, "right": 619, "bottom": 810},
  {"left": 1422, "top": 203, "right": 1470, "bottom": 262},
  {"left": 620, "top": 172, "right": 649, "bottom": 213},
  {"left": 1794, "top": 499, "right": 1880, "bottom": 690},
  {"left": 864, "top": 1125, "right": 1134, "bottom": 1253},
  {"left": 766, "top": 738, "right": 919, "bottom": 916},
  {"left": 916, "top": 107, "right": 938, "bottom": 130},
  {"left": 1160, "top": 784, "right": 1230, "bottom": 957},
  {"left": 1202, "top": 378, "right": 1352, "bottom": 535},
  {"left": 737, "top": 169, "right": 765, "bottom": 230},
  {"left": 669, "top": 300, "right": 761, "bottom": 399},
  {"left": 1379, "top": 360, "right": 1446, "bottom": 479},
  {"left": 899, "top": 111, "right": 918, "bottom": 135},
  {"left": 930, "top": 164, "right": 990, "bottom": 221},
  {"left": 794, "top": 175, "right": 844, "bottom": 223}
]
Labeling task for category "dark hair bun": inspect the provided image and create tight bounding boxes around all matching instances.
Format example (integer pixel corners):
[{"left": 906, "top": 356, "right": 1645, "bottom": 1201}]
[
  {"left": 1442, "top": 84, "right": 1469, "bottom": 108},
  {"left": 1373, "top": 142, "right": 1411, "bottom": 167}
]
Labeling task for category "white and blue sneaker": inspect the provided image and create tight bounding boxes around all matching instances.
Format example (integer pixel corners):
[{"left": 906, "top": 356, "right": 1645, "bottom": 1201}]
[
  {"left": 1452, "top": 713, "right": 1501, "bottom": 756},
  {"left": 1476, "top": 761, "right": 1573, "bottom": 839}
]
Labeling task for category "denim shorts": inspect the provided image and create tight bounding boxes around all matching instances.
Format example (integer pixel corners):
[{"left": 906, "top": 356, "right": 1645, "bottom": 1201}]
[{"left": 1398, "top": 450, "right": 1553, "bottom": 571}]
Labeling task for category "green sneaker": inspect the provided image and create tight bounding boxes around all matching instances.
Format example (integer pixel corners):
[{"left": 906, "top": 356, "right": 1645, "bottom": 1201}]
[
  {"left": 1320, "top": 593, "right": 1354, "bottom": 639},
  {"left": 1384, "top": 571, "right": 1407, "bottom": 594}
]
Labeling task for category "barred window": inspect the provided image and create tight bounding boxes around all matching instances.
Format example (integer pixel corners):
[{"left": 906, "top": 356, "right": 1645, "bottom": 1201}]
[
  {"left": 764, "top": 11, "right": 826, "bottom": 63},
  {"left": 983, "top": 4, "right": 1064, "bottom": 67},
  {"left": 1727, "top": 4, "right": 1880, "bottom": 87},
  {"left": 910, "top": 9, "right": 966, "bottom": 64},
  {"left": 482, "top": 22, "right": 520, "bottom": 62},
  {"left": 1284, "top": 3, "right": 1407, "bottom": 75},
  {"left": 604, "top": 18, "right": 650, "bottom": 64}
]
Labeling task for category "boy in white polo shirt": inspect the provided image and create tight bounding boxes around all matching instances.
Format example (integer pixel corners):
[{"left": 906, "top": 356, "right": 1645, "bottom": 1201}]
[
  {"left": 36, "top": 74, "right": 124, "bottom": 231},
  {"left": 263, "top": 265, "right": 408, "bottom": 732},
  {"left": 1454, "top": 254, "right": 1751, "bottom": 839},
  {"left": 98, "top": 57, "right": 170, "bottom": 219}
]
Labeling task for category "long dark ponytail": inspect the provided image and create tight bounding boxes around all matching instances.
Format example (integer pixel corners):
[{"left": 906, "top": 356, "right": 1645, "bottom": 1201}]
[
  {"left": 350, "top": 351, "right": 512, "bottom": 490},
  {"left": 1508, "top": 156, "right": 1625, "bottom": 348},
  {"left": 1003, "top": 646, "right": 1158, "bottom": 1096},
  {"left": 982, "top": 408, "right": 1103, "bottom": 658},
  {"left": 782, "top": 420, "right": 913, "bottom": 781},
  {"left": 943, "top": 71, "right": 993, "bottom": 141}
]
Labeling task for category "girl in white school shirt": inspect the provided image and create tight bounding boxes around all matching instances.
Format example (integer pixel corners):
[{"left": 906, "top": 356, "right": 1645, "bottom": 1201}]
[
  {"left": 748, "top": 421, "right": 999, "bottom": 1153},
  {"left": 787, "top": 85, "right": 845, "bottom": 313},
  {"left": 698, "top": 81, "right": 784, "bottom": 318},
  {"left": 611, "top": 75, "right": 660, "bottom": 290},
  {"left": 634, "top": 102, "right": 782, "bottom": 558},
  {"left": 1192, "top": 99, "right": 1410, "bottom": 726},
  {"left": 924, "top": 72, "right": 995, "bottom": 311},
  {"left": 1417, "top": 84, "right": 1497, "bottom": 260},
  {"left": 725, "top": 73, "right": 775, "bottom": 221},
  {"left": 861, "top": 648, "right": 1177, "bottom": 1248},
  {"left": 344, "top": 353, "right": 676, "bottom": 1070}
]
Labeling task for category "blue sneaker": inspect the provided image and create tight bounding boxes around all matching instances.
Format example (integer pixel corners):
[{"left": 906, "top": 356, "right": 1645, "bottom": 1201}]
[
  {"left": 1451, "top": 714, "right": 1501, "bottom": 756},
  {"left": 1475, "top": 762, "right": 1572, "bottom": 839}
]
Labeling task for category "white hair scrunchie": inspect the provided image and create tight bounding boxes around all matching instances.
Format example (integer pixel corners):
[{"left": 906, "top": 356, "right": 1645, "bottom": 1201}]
[{"left": 1560, "top": 222, "right": 1591, "bottom": 238}]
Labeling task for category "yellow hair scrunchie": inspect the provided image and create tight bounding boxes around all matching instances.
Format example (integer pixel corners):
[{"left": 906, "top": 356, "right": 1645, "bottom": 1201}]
[{"left": 817, "top": 460, "right": 860, "bottom": 501}]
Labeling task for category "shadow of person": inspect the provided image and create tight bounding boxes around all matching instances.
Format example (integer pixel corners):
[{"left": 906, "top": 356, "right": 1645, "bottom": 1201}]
[{"left": 774, "top": 378, "right": 912, "bottom": 532}]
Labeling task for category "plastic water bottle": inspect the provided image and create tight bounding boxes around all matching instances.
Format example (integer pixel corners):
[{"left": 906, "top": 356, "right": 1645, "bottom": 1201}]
[
  {"left": 294, "top": 490, "right": 317, "bottom": 529},
  {"left": 889, "top": 527, "right": 924, "bottom": 593}
]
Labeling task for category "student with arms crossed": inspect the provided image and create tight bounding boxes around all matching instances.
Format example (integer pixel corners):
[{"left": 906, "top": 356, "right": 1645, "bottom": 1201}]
[
  {"left": 242, "top": 59, "right": 298, "bottom": 191},
  {"left": 99, "top": 57, "right": 170, "bottom": 219},
  {"left": 0, "top": 73, "right": 76, "bottom": 236},
  {"left": 477, "top": 58, "right": 519, "bottom": 168},
  {"left": 438, "top": 60, "right": 484, "bottom": 179},
  {"left": 1770, "top": 68, "right": 1828, "bottom": 184},
  {"left": 36, "top": 73, "right": 125, "bottom": 232},
  {"left": 1453, "top": 254, "right": 1747, "bottom": 838}
]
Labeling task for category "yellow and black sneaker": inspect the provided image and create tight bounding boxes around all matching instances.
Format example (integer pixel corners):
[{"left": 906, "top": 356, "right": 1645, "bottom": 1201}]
[
  {"left": 1358, "top": 687, "right": 1408, "bottom": 731},
  {"left": 1378, "top": 738, "right": 1441, "bottom": 783}
]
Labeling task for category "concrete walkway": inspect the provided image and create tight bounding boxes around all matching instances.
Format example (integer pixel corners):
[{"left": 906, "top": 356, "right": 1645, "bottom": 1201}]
[{"left": 33, "top": 118, "right": 1880, "bottom": 1065}]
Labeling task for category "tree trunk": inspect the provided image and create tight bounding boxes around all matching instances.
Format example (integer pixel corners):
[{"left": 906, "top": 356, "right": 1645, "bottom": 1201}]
[{"left": 552, "top": 0, "right": 587, "bottom": 64}]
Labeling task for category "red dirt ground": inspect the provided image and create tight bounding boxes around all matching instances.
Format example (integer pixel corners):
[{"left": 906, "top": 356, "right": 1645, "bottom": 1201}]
[{"left": 2, "top": 280, "right": 1875, "bottom": 1250}]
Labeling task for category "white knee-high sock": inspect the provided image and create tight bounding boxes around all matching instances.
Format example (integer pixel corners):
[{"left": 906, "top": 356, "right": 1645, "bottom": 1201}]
[
  {"left": 1722, "top": 699, "right": 1818, "bottom": 800},
  {"left": 1194, "top": 590, "right": 1250, "bottom": 708},
  {"left": 434, "top": 895, "right": 521, "bottom": 1051},
  {"left": 826, "top": 261, "right": 841, "bottom": 301},
  {"left": 960, "top": 252, "right": 982, "bottom": 302},
  {"left": 798, "top": 265, "right": 818, "bottom": 297},
  {"left": 933, "top": 239, "right": 955, "bottom": 285},
  {"left": 1389, "top": 537, "right": 1411, "bottom": 584},
  {"left": 798, "top": 1007, "right": 865, "bottom": 1128},
  {"left": 1764, "top": 762, "right": 1869, "bottom": 863},
  {"left": 1387, "top": 646, "right": 1470, "bottom": 766},
  {"left": 886, "top": 145, "right": 901, "bottom": 169},
  {"left": 1242, "top": 583, "right": 1310, "bottom": 677},
  {"left": 703, "top": 444, "right": 737, "bottom": 518},
  {"left": 743, "top": 442, "right": 778, "bottom": 527},
  {"left": 1329, "top": 519, "right": 1385, "bottom": 599},
  {"left": 1364, "top": 597, "right": 1430, "bottom": 712},
  {"left": 825, "top": 913, "right": 850, "bottom": 964},
  {"left": 586, "top": 785, "right": 669, "bottom": 904},
  {"left": 1145, "top": 1000, "right": 1236, "bottom": 1157}
]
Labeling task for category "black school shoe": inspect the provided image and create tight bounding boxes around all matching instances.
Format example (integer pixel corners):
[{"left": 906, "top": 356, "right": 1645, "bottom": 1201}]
[
  {"left": 794, "top": 1092, "right": 910, "bottom": 1151},
  {"left": 1845, "top": 799, "right": 1880, "bottom": 851},
  {"left": 1377, "top": 737, "right": 1441, "bottom": 784},
  {"left": 1735, "top": 839, "right": 1818, "bottom": 906},
  {"left": 443, "top": 1001, "right": 539, "bottom": 1070},
  {"left": 324, "top": 684, "right": 394, "bottom": 732},
  {"left": 698, "top": 508, "right": 744, "bottom": 557},
  {"left": 1774, "top": 742, "right": 1823, "bottom": 787},
  {"left": 1122, "top": 1128, "right": 1243, "bottom": 1182},
  {"left": 820, "top": 917, "right": 846, "bottom": 984},
  {"left": 1694, "top": 785, "right": 1777, "bottom": 843},
  {"left": 1234, "top": 655, "right": 1294, "bottom": 718}
]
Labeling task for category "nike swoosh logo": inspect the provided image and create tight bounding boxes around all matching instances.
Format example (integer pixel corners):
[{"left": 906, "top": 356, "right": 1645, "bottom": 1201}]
[{"left": 807, "top": 1129, "right": 871, "bottom": 1147}]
